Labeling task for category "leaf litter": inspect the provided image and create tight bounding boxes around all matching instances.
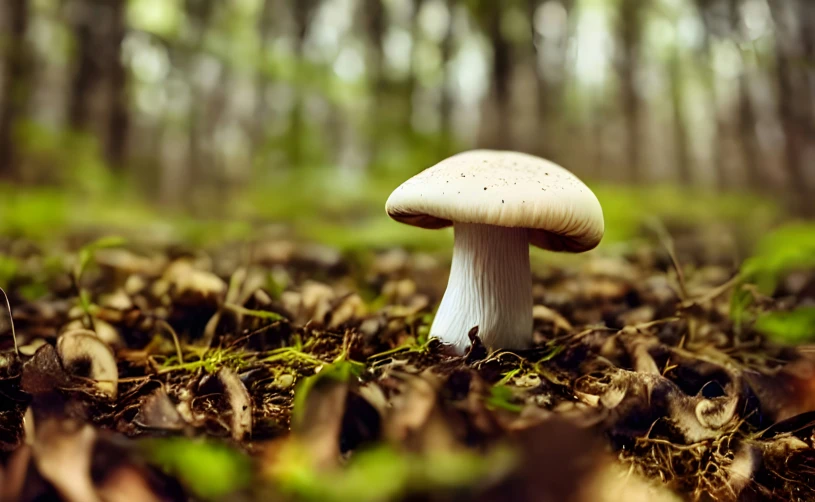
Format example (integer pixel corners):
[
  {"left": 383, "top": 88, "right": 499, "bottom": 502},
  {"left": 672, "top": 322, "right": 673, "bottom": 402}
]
[{"left": 0, "top": 224, "right": 813, "bottom": 501}]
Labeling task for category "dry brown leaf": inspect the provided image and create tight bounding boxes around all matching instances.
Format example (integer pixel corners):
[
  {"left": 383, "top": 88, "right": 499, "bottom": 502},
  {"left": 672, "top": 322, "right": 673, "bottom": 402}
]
[
  {"left": 32, "top": 419, "right": 99, "bottom": 502},
  {"left": 218, "top": 367, "right": 253, "bottom": 441}
]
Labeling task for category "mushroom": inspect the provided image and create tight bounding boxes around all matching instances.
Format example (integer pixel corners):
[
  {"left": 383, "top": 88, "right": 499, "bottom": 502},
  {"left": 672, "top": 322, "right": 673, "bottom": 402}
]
[{"left": 385, "top": 150, "right": 604, "bottom": 353}]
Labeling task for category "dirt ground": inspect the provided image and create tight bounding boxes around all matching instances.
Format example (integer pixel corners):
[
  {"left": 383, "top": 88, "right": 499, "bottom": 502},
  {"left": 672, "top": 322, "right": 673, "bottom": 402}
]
[{"left": 1, "top": 225, "right": 814, "bottom": 502}]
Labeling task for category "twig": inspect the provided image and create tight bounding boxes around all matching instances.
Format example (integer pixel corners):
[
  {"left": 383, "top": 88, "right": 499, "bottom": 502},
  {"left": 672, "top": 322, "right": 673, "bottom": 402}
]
[
  {"left": 682, "top": 273, "right": 743, "bottom": 308},
  {"left": 156, "top": 319, "right": 184, "bottom": 365},
  {"left": 0, "top": 287, "right": 18, "bottom": 355},
  {"left": 646, "top": 217, "right": 688, "bottom": 300}
]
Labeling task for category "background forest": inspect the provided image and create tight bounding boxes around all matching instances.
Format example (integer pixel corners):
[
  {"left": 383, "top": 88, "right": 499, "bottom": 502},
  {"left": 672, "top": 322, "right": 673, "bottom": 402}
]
[{"left": 1, "top": 0, "right": 813, "bottom": 224}]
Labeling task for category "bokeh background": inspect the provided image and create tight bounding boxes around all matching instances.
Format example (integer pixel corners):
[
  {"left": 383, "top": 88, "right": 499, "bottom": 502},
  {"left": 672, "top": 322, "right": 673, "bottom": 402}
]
[
  {"left": 0, "top": 0, "right": 812, "bottom": 249},
  {"left": 2, "top": 4, "right": 815, "bottom": 499}
]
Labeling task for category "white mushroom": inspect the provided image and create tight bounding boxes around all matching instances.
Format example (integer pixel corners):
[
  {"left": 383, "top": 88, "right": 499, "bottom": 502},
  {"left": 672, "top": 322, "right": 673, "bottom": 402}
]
[{"left": 386, "top": 150, "right": 604, "bottom": 353}]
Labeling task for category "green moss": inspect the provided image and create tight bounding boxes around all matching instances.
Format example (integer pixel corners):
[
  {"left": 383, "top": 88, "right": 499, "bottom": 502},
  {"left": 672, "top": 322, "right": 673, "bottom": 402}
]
[
  {"left": 0, "top": 168, "right": 784, "bottom": 257},
  {"left": 141, "top": 437, "right": 252, "bottom": 500},
  {"left": 274, "top": 443, "right": 517, "bottom": 502},
  {"left": 754, "top": 308, "right": 815, "bottom": 345}
]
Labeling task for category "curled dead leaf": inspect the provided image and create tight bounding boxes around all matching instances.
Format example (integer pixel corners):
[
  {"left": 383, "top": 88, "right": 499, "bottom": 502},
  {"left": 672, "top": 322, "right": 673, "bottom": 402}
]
[
  {"left": 218, "top": 367, "right": 253, "bottom": 442},
  {"left": 57, "top": 330, "right": 118, "bottom": 399}
]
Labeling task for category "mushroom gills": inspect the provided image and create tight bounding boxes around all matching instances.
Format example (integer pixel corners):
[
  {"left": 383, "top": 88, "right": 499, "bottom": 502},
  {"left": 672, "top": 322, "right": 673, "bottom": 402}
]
[{"left": 429, "top": 222, "right": 533, "bottom": 353}]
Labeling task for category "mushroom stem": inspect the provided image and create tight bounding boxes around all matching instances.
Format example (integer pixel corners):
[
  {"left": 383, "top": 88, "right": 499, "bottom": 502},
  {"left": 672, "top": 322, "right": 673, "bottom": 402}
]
[{"left": 430, "top": 222, "right": 533, "bottom": 354}]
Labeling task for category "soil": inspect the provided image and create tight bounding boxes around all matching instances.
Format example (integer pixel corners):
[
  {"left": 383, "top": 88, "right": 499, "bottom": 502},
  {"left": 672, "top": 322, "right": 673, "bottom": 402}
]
[{"left": 0, "top": 227, "right": 814, "bottom": 502}]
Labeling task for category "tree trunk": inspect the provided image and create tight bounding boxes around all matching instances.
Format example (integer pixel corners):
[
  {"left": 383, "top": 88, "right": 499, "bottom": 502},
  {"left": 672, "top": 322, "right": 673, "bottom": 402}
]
[
  {"left": 68, "top": 0, "right": 101, "bottom": 131},
  {"left": 289, "top": 0, "right": 318, "bottom": 168},
  {"left": 363, "top": 0, "right": 386, "bottom": 165},
  {"left": 0, "top": 0, "right": 31, "bottom": 181},
  {"left": 694, "top": 0, "right": 728, "bottom": 189},
  {"left": 527, "top": 0, "right": 575, "bottom": 161},
  {"left": 798, "top": 0, "right": 815, "bottom": 135},
  {"left": 669, "top": 47, "right": 691, "bottom": 185},
  {"left": 527, "top": 0, "right": 549, "bottom": 158},
  {"left": 253, "top": 0, "right": 276, "bottom": 150},
  {"left": 735, "top": 73, "right": 763, "bottom": 187},
  {"left": 617, "top": 0, "right": 644, "bottom": 183},
  {"left": 184, "top": 0, "right": 215, "bottom": 204},
  {"left": 725, "top": 0, "right": 763, "bottom": 190},
  {"left": 405, "top": 0, "right": 425, "bottom": 132},
  {"left": 487, "top": 1, "right": 512, "bottom": 149},
  {"left": 439, "top": 0, "right": 456, "bottom": 156},
  {"left": 105, "top": 0, "right": 129, "bottom": 171},
  {"left": 768, "top": 1, "right": 810, "bottom": 214}
]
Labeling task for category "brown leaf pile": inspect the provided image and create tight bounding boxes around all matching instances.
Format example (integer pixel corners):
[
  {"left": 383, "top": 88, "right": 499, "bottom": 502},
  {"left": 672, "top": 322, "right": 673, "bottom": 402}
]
[{"left": 0, "top": 234, "right": 813, "bottom": 501}]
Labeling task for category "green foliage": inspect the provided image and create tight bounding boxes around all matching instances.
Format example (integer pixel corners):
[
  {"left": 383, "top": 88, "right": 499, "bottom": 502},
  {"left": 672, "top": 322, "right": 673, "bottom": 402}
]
[
  {"left": 0, "top": 185, "right": 69, "bottom": 239},
  {"left": 740, "top": 222, "right": 815, "bottom": 295},
  {"left": 754, "top": 308, "right": 815, "bottom": 345},
  {"left": 730, "top": 222, "right": 815, "bottom": 329},
  {"left": 291, "top": 360, "right": 363, "bottom": 429},
  {"left": 77, "top": 289, "right": 94, "bottom": 316},
  {"left": 16, "top": 121, "right": 120, "bottom": 196},
  {"left": 224, "top": 304, "right": 285, "bottom": 321},
  {"left": 0, "top": 256, "right": 19, "bottom": 289},
  {"left": 274, "top": 444, "right": 517, "bottom": 502},
  {"left": 592, "top": 185, "right": 780, "bottom": 246},
  {"left": 0, "top": 157, "right": 783, "bottom": 259},
  {"left": 485, "top": 385, "right": 523, "bottom": 413},
  {"left": 158, "top": 346, "right": 258, "bottom": 374},
  {"left": 729, "top": 285, "right": 754, "bottom": 334},
  {"left": 18, "top": 282, "right": 48, "bottom": 302},
  {"left": 266, "top": 272, "right": 288, "bottom": 301},
  {"left": 141, "top": 437, "right": 252, "bottom": 500},
  {"left": 127, "top": 0, "right": 183, "bottom": 38},
  {"left": 75, "top": 235, "right": 128, "bottom": 281}
]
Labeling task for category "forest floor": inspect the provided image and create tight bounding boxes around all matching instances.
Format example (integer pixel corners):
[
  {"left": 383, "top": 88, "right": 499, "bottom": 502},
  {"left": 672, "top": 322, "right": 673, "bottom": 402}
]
[{"left": 0, "top": 188, "right": 814, "bottom": 502}]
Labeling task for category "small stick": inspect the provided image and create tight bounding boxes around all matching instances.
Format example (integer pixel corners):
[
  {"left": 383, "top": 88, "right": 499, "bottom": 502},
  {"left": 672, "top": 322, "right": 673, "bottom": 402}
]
[
  {"left": 646, "top": 217, "right": 688, "bottom": 300},
  {"left": 157, "top": 319, "right": 184, "bottom": 365},
  {"left": 0, "top": 287, "right": 18, "bottom": 355}
]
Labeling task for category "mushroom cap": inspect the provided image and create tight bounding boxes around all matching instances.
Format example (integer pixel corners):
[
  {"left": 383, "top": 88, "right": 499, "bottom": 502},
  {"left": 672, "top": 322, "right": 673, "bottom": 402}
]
[{"left": 385, "top": 150, "right": 605, "bottom": 252}]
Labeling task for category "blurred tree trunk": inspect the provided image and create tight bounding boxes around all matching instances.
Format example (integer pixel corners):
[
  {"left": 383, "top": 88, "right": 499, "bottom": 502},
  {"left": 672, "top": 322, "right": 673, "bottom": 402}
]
[
  {"left": 68, "top": 0, "right": 102, "bottom": 131},
  {"left": 290, "top": 0, "right": 318, "bottom": 168},
  {"left": 406, "top": 0, "right": 425, "bottom": 132},
  {"left": 528, "top": 0, "right": 574, "bottom": 161},
  {"left": 796, "top": 0, "right": 815, "bottom": 127},
  {"left": 527, "top": 0, "right": 550, "bottom": 158},
  {"left": 800, "top": 0, "right": 815, "bottom": 213},
  {"left": 729, "top": 0, "right": 763, "bottom": 190},
  {"left": 768, "top": 1, "right": 811, "bottom": 214},
  {"left": 591, "top": 103, "right": 607, "bottom": 178},
  {"left": 205, "top": 69, "right": 230, "bottom": 212},
  {"left": 253, "top": 0, "right": 276, "bottom": 150},
  {"left": 669, "top": 46, "right": 691, "bottom": 185},
  {"left": 487, "top": 1, "right": 512, "bottom": 149},
  {"left": 105, "top": 0, "right": 129, "bottom": 171},
  {"left": 616, "top": 0, "right": 644, "bottom": 183},
  {"left": 693, "top": 0, "right": 726, "bottom": 189},
  {"left": 0, "top": 0, "right": 31, "bottom": 181},
  {"left": 439, "top": 0, "right": 456, "bottom": 156},
  {"left": 735, "top": 72, "right": 762, "bottom": 188},
  {"left": 185, "top": 0, "right": 215, "bottom": 193},
  {"left": 363, "top": 0, "right": 386, "bottom": 165}
]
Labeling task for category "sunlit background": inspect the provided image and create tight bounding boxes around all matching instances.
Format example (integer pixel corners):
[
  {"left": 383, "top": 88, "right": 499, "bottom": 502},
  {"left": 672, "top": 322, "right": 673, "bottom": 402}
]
[{"left": 0, "top": 0, "right": 812, "bottom": 248}]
